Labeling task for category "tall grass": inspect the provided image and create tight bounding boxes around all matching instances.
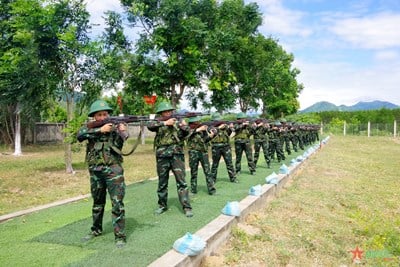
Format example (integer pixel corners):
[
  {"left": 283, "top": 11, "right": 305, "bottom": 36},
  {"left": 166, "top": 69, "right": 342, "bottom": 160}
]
[{"left": 205, "top": 136, "right": 400, "bottom": 266}]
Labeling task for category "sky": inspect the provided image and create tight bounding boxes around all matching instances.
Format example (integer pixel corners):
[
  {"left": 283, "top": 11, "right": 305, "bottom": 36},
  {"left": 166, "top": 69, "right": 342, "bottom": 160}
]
[{"left": 86, "top": 0, "right": 400, "bottom": 110}]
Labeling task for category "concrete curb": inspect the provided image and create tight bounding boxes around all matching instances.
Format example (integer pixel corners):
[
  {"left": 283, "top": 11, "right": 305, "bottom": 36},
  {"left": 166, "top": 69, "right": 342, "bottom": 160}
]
[
  {"left": 0, "top": 175, "right": 160, "bottom": 223},
  {"left": 149, "top": 144, "right": 322, "bottom": 267},
  {"left": 0, "top": 194, "right": 90, "bottom": 223}
]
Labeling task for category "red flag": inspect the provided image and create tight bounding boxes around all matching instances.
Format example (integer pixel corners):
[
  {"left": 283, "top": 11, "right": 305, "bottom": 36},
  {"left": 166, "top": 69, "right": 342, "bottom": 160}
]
[{"left": 144, "top": 95, "right": 157, "bottom": 105}]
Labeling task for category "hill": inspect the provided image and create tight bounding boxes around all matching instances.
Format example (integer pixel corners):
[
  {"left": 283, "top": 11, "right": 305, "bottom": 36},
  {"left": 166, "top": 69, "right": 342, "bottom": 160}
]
[{"left": 300, "top": 100, "right": 399, "bottom": 113}]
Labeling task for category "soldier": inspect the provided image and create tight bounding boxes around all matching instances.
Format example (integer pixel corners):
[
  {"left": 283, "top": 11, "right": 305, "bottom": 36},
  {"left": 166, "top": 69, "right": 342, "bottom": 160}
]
[
  {"left": 252, "top": 118, "right": 271, "bottom": 168},
  {"left": 280, "top": 119, "right": 292, "bottom": 155},
  {"left": 233, "top": 112, "right": 256, "bottom": 175},
  {"left": 268, "top": 121, "right": 286, "bottom": 162},
  {"left": 147, "top": 101, "right": 193, "bottom": 217},
  {"left": 209, "top": 113, "right": 238, "bottom": 183},
  {"left": 289, "top": 123, "right": 299, "bottom": 152},
  {"left": 77, "top": 99, "right": 128, "bottom": 248},
  {"left": 186, "top": 116, "right": 217, "bottom": 195}
]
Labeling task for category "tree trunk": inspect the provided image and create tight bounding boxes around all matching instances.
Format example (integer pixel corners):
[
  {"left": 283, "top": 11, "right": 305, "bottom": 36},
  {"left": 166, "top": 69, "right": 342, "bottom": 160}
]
[
  {"left": 64, "top": 94, "right": 74, "bottom": 174},
  {"left": 13, "top": 102, "right": 22, "bottom": 156}
]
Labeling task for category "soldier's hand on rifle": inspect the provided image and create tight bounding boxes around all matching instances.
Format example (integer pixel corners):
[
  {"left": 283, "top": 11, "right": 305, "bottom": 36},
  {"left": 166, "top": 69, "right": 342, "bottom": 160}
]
[
  {"left": 180, "top": 119, "right": 188, "bottom": 126},
  {"left": 218, "top": 124, "right": 226, "bottom": 129},
  {"left": 100, "top": 123, "right": 113, "bottom": 133},
  {"left": 164, "top": 118, "right": 177, "bottom": 126},
  {"left": 208, "top": 127, "right": 217, "bottom": 137},
  {"left": 117, "top": 123, "right": 128, "bottom": 132},
  {"left": 196, "top": 125, "right": 208, "bottom": 132}
]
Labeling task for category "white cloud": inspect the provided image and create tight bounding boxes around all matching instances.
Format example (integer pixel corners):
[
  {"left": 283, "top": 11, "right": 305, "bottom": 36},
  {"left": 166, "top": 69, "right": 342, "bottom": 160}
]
[
  {"left": 256, "top": 0, "right": 313, "bottom": 38},
  {"left": 85, "top": 0, "right": 125, "bottom": 37},
  {"left": 374, "top": 50, "right": 400, "bottom": 61},
  {"left": 330, "top": 13, "right": 400, "bottom": 49}
]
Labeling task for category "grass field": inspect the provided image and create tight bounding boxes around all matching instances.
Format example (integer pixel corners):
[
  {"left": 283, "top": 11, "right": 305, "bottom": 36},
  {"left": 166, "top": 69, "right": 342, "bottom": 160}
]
[
  {"left": 2, "top": 135, "right": 398, "bottom": 266},
  {"left": 203, "top": 135, "right": 400, "bottom": 266}
]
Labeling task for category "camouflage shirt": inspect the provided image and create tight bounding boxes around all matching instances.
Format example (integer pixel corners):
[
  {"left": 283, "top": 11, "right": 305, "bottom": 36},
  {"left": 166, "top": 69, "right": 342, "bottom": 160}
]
[
  {"left": 77, "top": 126, "right": 125, "bottom": 167},
  {"left": 186, "top": 128, "right": 213, "bottom": 153},
  {"left": 147, "top": 120, "right": 190, "bottom": 157},
  {"left": 234, "top": 122, "right": 254, "bottom": 141},
  {"left": 210, "top": 126, "right": 232, "bottom": 145},
  {"left": 253, "top": 125, "right": 269, "bottom": 142}
]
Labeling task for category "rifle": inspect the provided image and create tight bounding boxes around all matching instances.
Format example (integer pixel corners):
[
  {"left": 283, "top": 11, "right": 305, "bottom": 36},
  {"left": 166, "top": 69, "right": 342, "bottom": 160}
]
[
  {"left": 201, "top": 120, "right": 235, "bottom": 128},
  {"left": 87, "top": 115, "right": 150, "bottom": 139},
  {"left": 154, "top": 112, "right": 209, "bottom": 122},
  {"left": 252, "top": 118, "right": 272, "bottom": 125},
  {"left": 87, "top": 115, "right": 150, "bottom": 129}
]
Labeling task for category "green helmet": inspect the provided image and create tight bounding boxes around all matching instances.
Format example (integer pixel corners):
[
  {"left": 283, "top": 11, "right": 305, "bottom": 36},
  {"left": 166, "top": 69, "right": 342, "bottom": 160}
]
[
  {"left": 211, "top": 112, "right": 222, "bottom": 121},
  {"left": 156, "top": 101, "right": 175, "bottom": 114},
  {"left": 236, "top": 112, "right": 246, "bottom": 119},
  {"left": 274, "top": 121, "right": 281, "bottom": 126},
  {"left": 88, "top": 100, "right": 113, "bottom": 117},
  {"left": 188, "top": 116, "right": 200, "bottom": 123}
]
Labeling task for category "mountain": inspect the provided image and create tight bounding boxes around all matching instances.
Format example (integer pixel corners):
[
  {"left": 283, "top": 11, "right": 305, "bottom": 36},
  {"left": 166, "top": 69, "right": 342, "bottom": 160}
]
[{"left": 300, "top": 100, "right": 399, "bottom": 113}]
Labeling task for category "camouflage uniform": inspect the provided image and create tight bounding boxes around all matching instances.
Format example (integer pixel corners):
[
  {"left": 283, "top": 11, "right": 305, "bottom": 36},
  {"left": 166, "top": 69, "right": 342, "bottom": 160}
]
[
  {"left": 268, "top": 124, "right": 285, "bottom": 162},
  {"left": 186, "top": 122, "right": 216, "bottom": 195},
  {"left": 253, "top": 121, "right": 270, "bottom": 168},
  {"left": 290, "top": 127, "right": 298, "bottom": 152},
  {"left": 233, "top": 114, "right": 256, "bottom": 175},
  {"left": 77, "top": 120, "right": 127, "bottom": 243},
  {"left": 210, "top": 122, "right": 237, "bottom": 183},
  {"left": 147, "top": 120, "right": 192, "bottom": 213}
]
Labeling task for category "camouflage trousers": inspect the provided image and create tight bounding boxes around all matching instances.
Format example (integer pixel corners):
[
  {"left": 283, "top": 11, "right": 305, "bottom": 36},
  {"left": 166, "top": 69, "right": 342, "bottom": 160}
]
[
  {"left": 290, "top": 135, "right": 299, "bottom": 152},
  {"left": 269, "top": 139, "right": 285, "bottom": 162},
  {"left": 188, "top": 150, "right": 216, "bottom": 194},
  {"left": 284, "top": 136, "right": 292, "bottom": 154},
  {"left": 156, "top": 154, "right": 191, "bottom": 210},
  {"left": 210, "top": 144, "right": 236, "bottom": 182},
  {"left": 234, "top": 140, "right": 256, "bottom": 173},
  {"left": 89, "top": 164, "right": 126, "bottom": 240},
  {"left": 254, "top": 140, "right": 270, "bottom": 167}
]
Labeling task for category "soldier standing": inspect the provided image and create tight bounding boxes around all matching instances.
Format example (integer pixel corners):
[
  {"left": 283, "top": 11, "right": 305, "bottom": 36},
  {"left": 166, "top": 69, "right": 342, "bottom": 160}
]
[
  {"left": 233, "top": 112, "right": 256, "bottom": 175},
  {"left": 209, "top": 113, "right": 238, "bottom": 183},
  {"left": 268, "top": 121, "right": 285, "bottom": 162},
  {"left": 147, "top": 101, "right": 193, "bottom": 217},
  {"left": 253, "top": 119, "right": 271, "bottom": 168},
  {"left": 186, "top": 116, "right": 217, "bottom": 195},
  {"left": 77, "top": 99, "right": 128, "bottom": 248}
]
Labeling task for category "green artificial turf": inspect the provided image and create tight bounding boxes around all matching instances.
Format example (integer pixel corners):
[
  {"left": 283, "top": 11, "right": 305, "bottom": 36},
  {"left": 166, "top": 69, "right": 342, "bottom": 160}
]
[{"left": 0, "top": 144, "right": 317, "bottom": 267}]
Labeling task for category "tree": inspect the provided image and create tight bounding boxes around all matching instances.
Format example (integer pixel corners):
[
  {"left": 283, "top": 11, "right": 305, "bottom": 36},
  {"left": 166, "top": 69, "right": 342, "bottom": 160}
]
[
  {"left": 196, "top": 0, "right": 263, "bottom": 112},
  {"left": 47, "top": 0, "right": 100, "bottom": 173},
  {"left": 122, "top": 0, "right": 209, "bottom": 107},
  {"left": 0, "top": 0, "right": 55, "bottom": 154}
]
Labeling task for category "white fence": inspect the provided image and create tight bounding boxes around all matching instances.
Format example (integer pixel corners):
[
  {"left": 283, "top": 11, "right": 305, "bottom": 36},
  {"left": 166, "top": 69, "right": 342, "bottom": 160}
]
[{"left": 321, "top": 121, "right": 398, "bottom": 137}]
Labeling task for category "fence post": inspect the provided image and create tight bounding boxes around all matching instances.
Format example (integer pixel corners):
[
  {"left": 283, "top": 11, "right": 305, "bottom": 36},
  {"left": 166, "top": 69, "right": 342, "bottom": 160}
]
[
  {"left": 343, "top": 121, "right": 346, "bottom": 136},
  {"left": 320, "top": 122, "right": 323, "bottom": 135},
  {"left": 368, "top": 121, "right": 370, "bottom": 137},
  {"left": 394, "top": 121, "right": 397, "bottom": 137}
]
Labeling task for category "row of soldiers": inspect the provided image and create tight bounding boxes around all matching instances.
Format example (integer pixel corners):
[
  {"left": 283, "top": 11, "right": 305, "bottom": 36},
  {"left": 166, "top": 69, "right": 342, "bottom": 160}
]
[
  {"left": 185, "top": 111, "right": 320, "bottom": 192},
  {"left": 77, "top": 99, "right": 320, "bottom": 246}
]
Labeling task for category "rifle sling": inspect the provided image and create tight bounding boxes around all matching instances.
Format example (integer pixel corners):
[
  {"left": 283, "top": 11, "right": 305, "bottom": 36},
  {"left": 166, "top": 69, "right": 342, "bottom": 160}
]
[{"left": 111, "top": 128, "right": 142, "bottom": 156}]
